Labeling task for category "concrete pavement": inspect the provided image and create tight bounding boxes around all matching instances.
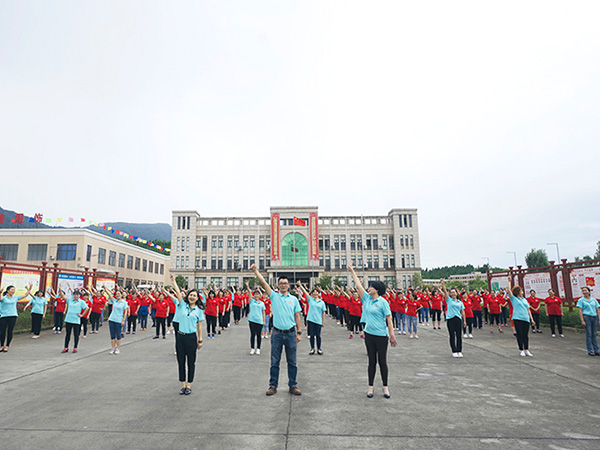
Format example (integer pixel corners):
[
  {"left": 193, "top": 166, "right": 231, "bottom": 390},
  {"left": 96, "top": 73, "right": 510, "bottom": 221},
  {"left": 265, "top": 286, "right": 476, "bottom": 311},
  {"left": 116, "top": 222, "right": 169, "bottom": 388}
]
[{"left": 0, "top": 316, "right": 599, "bottom": 450}]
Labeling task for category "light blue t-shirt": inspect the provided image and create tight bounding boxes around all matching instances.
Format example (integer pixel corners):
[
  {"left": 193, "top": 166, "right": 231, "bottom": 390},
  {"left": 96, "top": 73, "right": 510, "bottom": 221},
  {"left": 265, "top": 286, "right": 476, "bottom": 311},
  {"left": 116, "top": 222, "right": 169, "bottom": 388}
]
[
  {"left": 307, "top": 296, "right": 326, "bottom": 325},
  {"left": 108, "top": 299, "right": 129, "bottom": 323},
  {"left": 445, "top": 296, "right": 465, "bottom": 320},
  {"left": 178, "top": 302, "right": 205, "bottom": 334},
  {"left": 65, "top": 296, "right": 89, "bottom": 325},
  {"left": 577, "top": 297, "right": 599, "bottom": 316},
  {"left": 248, "top": 299, "right": 266, "bottom": 325},
  {"left": 361, "top": 292, "right": 392, "bottom": 337},
  {"left": 510, "top": 296, "right": 531, "bottom": 322},
  {"left": 0, "top": 295, "right": 20, "bottom": 317},
  {"left": 173, "top": 293, "right": 205, "bottom": 324},
  {"left": 31, "top": 296, "right": 49, "bottom": 315},
  {"left": 270, "top": 291, "right": 301, "bottom": 330}
]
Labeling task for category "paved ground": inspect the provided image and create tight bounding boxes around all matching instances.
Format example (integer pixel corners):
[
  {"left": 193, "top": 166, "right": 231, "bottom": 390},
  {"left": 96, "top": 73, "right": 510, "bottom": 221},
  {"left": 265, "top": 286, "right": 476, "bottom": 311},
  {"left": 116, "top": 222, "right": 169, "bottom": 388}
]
[{"left": 1, "top": 315, "right": 599, "bottom": 450}]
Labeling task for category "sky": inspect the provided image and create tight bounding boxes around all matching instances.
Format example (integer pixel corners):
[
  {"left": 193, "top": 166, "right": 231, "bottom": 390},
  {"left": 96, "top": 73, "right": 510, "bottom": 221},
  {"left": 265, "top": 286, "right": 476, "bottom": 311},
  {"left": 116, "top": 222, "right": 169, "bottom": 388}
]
[{"left": 2, "top": 0, "right": 600, "bottom": 269}]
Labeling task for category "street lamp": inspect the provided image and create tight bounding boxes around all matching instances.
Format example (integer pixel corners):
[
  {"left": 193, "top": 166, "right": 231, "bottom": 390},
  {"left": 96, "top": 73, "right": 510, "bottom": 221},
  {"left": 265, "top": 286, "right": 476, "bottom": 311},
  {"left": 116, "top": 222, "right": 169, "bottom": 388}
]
[
  {"left": 547, "top": 243, "right": 560, "bottom": 262},
  {"left": 506, "top": 251, "right": 517, "bottom": 267}
]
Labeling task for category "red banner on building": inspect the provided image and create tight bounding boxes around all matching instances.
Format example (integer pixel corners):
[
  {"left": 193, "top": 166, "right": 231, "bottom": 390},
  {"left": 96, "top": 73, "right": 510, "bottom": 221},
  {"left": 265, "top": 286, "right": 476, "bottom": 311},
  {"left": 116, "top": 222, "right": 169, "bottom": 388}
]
[
  {"left": 271, "top": 213, "right": 281, "bottom": 261},
  {"left": 309, "top": 213, "right": 319, "bottom": 261}
]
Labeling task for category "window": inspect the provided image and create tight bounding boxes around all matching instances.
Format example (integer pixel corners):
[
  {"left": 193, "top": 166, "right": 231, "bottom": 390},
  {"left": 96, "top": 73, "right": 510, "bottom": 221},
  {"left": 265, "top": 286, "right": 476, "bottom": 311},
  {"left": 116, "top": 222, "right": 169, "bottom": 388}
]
[
  {"left": 324, "top": 236, "right": 330, "bottom": 251},
  {"left": 367, "top": 256, "right": 372, "bottom": 269},
  {"left": 398, "top": 215, "right": 403, "bottom": 228},
  {"left": 160, "top": 264, "right": 164, "bottom": 275},
  {"left": 350, "top": 235, "right": 355, "bottom": 250},
  {"left": 384, "top": 276, "right": 395, "bottom": 287},
  {"left": 86, "top": 245, "right": 92, "bottom": 262},
  {"left": 373, "top": 236, "right": 378, "bottom": 250},
  {"left": 177, "top": 237, "right": 180, "bottom": 251},
  {"left": 366, "top": 236, "right": 371, "bottom": 250},
  {"left": 340, "top": 235, "right": 346, "bottom": 250},
  {"left": 243, "top": 257, "right": 249, "bottom": 270},
  {"left": 27, "top": 244, "right": 47, "bottom": 261},
  {"left": 217, "top": 257, "right": 223, "bottom": 270},
  {"left": 227, "top": 236, "right": 233, "bottom": 250},
  {"left": 357, "top": 256, "right": 363, "bottom": 268},
  {"left": 341, "top": 256, "right": 347, "bottom": 269},
  {"left": 155, "top": 263, "right": 159, "bottom": 274},
  {"left": 374, "top": 256, "right": 379, "bottom": 269},
  {"left": 334, "top": 257, "right": 340, "bottom": 269},
  {"left": 211, "top": 257, "right": 216, "bottom": 270},
  {"left": 149, "top": 261, "right": 154, "bottom": 273},
  {"left": 178, "top": 216, "right": 181, "bottom": 230},
  {"left": 227, "top": 257, "right": 232, "bottom": 270},
  {"left": 259, "top": 236, "right": 265, "bottom": 251},
  {"left": 400, "top": 236, "right": 404, "bottom": 248},
  {"left": 259, "top": 256, "right": 265, "bottom": 270},
  {"left": 97, "top": 248, "right": 106, "bottom": 264},
  {"left": 266, "top": 237, "right": 271, "bottom": 251},
  {"left": 118, "top": 253, "right": 125, "bottom": 268},
  {"left": 196, "top": 238, "right": 202, "bottom": 250},
  {"left": 233, "top": 257, "right": 239, "bottom": 270},
  {"left": 319, "top": 237, "right": 323, "bottom": 251},
  {"left": 382, "top": 236, "right": 388, "bottom": 250},
  {"left": 389, "top": 236, "right": 394, "bottom": 250},
  {"left": 135, "top": 257, "right": 141, "bottom": 271},
  {"left": 383, "top": 255, "right": 389, "bottom": 269},
  {"left": 186, "top": 237, "right": 190, "bottom": 251},
  {"left": 0, "top": 244, "right": 18, "bottom": 261},
  {"left": 187, "top": 216, "right": 191, "bottom": 230},
  {"left": 351, "top": 256, "right": 356, "bottom": 267},
  {"left": 390, "top": 256, "right": 395, "bottom": 269},
  {"left": 368, "top": 276, "right": 380, "bottom": 282},
  {"left": 202, "top": 237, "right": 207, "bottom": 251},
  {"left": 108, "top": 251, "right": 116, "bottom": 266},
  {"left": 409, "top": 215, "right": 413, "bottom": 227},
  {"left": 195, "top": 277, "right": 206, "bottom": 289},
  {"left": 334, "top": 236, "right": 339, "bottom": 250},
  {"left": 186, "top": 256, "right": 189, "bottom": 269},
  {"left": 176, "top": 256, "right": 180, "bottom": 269},
  {"left": 266, "top": 256, "right": 270, "bottom": 267},
  {"left": 325, "top": 256, "right": 331, "bottom": 270},
  {"left": 227, "top": 277, "right": 239, "bottom": 287},
  {"left": 401, "top": 255, "right": 405, "bottom": 269},
  {"left": 250, "top": 236, "right": 255, "bottom": 250},
  {"left": 357, "top": 236, "right": 362, "bottom": 250},
  {"left": 410, "top": 235, "right": 414, "bottom": 249},
  {"left": 127, "top": 256, "right": 133, "bottom": 269},
  {"left": 411, "top": 255, "right": 416, "bottom": 268},
  {"left": 243, "top": 236, "right": 248, "bottom": 250},
  {"left": 211, "top": 277, "right": 222, "bottom": 287},
  {"left": 142, "top": 259, "right": 147, "bottom": 272},
  {"left": 404, "top": 216, "right": 408, "bottom": 227},
  {"left": 202, "top": 257, "right": 207, "bottom": 269},
  {"left": 234, "top": 236, "right": 240, "bottom": 249},
  {"left": 211, "top": 237, "right": 217, "bottom": 251},
  {"left": 196, "top": 257, "right": 201, "bottom": 269},
  {"left": 218, "top": 236, "right": 223, "bottom": 250}
]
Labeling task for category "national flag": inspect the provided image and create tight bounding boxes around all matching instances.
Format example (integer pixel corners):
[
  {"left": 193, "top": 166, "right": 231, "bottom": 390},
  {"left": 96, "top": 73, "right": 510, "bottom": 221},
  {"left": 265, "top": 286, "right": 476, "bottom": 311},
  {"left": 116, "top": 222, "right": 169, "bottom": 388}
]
[
  {"left": 57, "top": 218, "right": 63, "bottom": 223},
  {"left": 81, "top": 218, "right": 85, "bottom": 222},
  {"left": 69, "top": 218, "right": 74, "bottom": 223},
  {"left": 293, "top": 217, "right": 306, "bottom": 226}
]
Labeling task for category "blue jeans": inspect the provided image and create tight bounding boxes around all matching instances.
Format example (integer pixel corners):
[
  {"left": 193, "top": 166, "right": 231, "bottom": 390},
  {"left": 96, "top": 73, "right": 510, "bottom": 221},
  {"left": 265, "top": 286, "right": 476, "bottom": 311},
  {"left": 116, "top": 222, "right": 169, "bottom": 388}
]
[
  {"left": 583, "top": 315, "right": 599, "bottom": 353},
  {"left": 139, "top": 314, "right": 148, "bottom": 329},
  {"left": 269, "top": 329, "right": 298, "bottom": 389},
  {"left": 396, "top": 312, "right": 406, "bottom": 332},
  {"left": 109, "top": 320, "right": 122, "bottom": 340},
  {"left": 262, "top": 315, "right": 270, "bottom": 332},
  {"left": 422, "top": 307, "right": 429, "bottom": 323},
  {"left": 407, "top": 315, "right": 418, "bottom": 333}
]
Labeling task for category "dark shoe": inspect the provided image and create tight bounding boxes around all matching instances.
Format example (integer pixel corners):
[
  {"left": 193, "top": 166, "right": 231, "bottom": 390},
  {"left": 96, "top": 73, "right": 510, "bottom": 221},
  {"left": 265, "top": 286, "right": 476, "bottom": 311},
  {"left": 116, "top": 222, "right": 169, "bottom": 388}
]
[
  {"left": 266, "top": 387, "right": 277, "bottom": 396},
  {"left": 153, "top": 336, "right": 159, "bottom": 339},
  {"left": 163, "top": 336, "right": 166, "bottom": 339},
  {"left": 179, "top": 388, "right": 186, "bottom": 395},
  {"left": 309, "top": 349, "right": 315, "bottom": 355},
  {"left": 366, "top": 392, "right": 374, "bottom": 398},
  {"left": 184, "top": 388, "right": 191, "bottom": 395},
  {"left": 317, "top": 349, "right": 323, "bottom": 355},
  {"left": 384, "top": 393, "right": 391, "bottom": 399},
  {"left": 589, "top": 353, "right": 596, "bottom": 356},
  {"left": 289, "top": 387, "right": 302, "bottom": 396},
  {"left": 596, "top": 352, "right": 600, "bottom": 356}
]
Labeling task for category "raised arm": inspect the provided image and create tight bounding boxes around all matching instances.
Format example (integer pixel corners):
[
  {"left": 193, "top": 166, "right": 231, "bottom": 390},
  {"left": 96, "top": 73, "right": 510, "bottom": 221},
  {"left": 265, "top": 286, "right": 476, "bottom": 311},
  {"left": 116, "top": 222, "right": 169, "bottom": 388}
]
[
  {"left": 168, "top": 274, "right": 183, "bottom": 305},
  {"left": 18, "top": 283, "right": 33, "bottom": 301},
  {"left": 348, "top": 262, "right": 365, "bottom": 299},
  {"left": 250, "top": 264, "right": 271, "bottom": 296}
]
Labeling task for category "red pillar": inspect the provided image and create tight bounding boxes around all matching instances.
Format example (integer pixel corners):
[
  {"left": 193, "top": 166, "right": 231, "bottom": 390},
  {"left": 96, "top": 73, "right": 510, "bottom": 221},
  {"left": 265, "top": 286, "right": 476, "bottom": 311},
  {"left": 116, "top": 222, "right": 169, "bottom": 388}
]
[
  {"left": 560, "top": 259, "right": 574, "bottom": 311},
  {"left": 40, "top": 262, "right": 48, "bottom": 292},
  {"left": 548, "top": 261, "right": 559, "bottom": 297},
  {"left": 517, "top": 265, "right": 524, "bottom": 288}
]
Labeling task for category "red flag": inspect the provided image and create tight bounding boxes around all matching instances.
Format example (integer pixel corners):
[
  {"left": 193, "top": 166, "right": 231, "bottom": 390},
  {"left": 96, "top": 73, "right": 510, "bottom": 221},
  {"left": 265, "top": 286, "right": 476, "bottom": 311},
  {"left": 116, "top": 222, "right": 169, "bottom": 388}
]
[
  {"left": 293, "top": 217, "right": 306, "bottom": 226},
  {"left": 0, "top": 213, "right": 4, "bottom": 223}
]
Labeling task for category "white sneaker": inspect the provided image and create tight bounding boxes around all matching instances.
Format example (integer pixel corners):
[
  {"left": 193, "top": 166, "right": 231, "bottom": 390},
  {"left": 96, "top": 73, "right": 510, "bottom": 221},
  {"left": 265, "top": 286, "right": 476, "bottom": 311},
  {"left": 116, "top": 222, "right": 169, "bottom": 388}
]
[
  {"left": 463, "top": 334, "right": 468, "bottom": 338},
  {"left": 402, "top": 331, "right": 406, "bottom": 335},
  {"left": 409, "top": 335, "right": 414, "bottom": 339},
  {"left": 109, "top": 348, "right": 115, "bottom": 355},
  {"left": 115, "top": 348, "right": 120, "bottom": 355},
  {"left": 256, "top": 349, "right": 260, "bottom": 355},
  {"left": 167, "top": 330, "right": 170, "bottom": 335},
  {"left": 415, "top": 335, "right": 419, "bottom": 339},
  {"left": 250, "top": 348, "right": 255, "bottom": 355},
  {"left": 457, "top": 352, "right": 463, "bottom": 358},
  {"left": 468, "top": 334, "right": 473, "bottom": 339},
  {"left": 452, "top": 353, "right": 458, "bottom": 357},
  {"left": 524, "top": 350, "right": 533, "bottom": 357},
  {"left": 520, "top": 351, "right": 526, "bottom": 357},
  {"left": 53, "top": 327, "right": 56, "bottom": 331}
]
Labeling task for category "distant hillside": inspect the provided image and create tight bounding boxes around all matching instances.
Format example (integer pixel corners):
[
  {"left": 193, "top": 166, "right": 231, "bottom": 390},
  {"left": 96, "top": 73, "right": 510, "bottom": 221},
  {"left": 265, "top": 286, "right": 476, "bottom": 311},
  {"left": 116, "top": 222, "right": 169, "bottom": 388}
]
[{"left": 0, "top": 207, "right": 171, "bottom": 242}]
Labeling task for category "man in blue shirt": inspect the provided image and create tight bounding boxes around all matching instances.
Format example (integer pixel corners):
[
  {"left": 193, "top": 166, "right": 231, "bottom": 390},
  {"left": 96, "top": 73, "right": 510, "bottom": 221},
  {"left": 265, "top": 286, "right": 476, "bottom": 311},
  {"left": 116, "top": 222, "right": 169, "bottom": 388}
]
[{"left": 251, "top": 264, "right": 302, "bottom": 396}]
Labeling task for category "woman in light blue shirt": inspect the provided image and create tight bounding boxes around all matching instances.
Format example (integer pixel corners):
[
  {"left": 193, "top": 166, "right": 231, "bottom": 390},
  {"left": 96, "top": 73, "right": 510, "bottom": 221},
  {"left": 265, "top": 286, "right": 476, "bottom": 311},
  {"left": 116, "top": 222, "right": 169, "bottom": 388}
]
[
  {"left": 169, "top": 274, "right": 204, "bottom": 395},
  {"left": 248, "top": 288, "right": 266, "bottom": 355},
  {"left": 507, "top": 279, "right": 534, "bottom": 357},
  {"left": 103, "top": 289, "right": 130, "bottom": 355},
  {"left": 61, "top": 288, "right": 90, "bottom": 354},
  {"left": 349, "top": 262, "right": 397, "bottom": 399},
  {"left": 577, "top": 287, "right": 600, "bottom": 356},
  {"left": 1, "top": 283, "right": 32, "bottom": 352},
  {"left": 24, "top": 289, "right": 49, "bottom": 339},
  {"left": 440, "top": 280, "right": 466, "bottom": 358},
  {"left": 298, "top": 282, "right": 326, "bottom": 355}
]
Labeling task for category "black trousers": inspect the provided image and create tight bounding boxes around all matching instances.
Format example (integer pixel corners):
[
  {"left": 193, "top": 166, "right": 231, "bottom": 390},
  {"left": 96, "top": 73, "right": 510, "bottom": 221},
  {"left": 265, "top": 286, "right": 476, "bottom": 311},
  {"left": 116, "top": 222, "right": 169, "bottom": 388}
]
[
  {"left": 463, "top": 317, "right": 473, "bottom": 334},
  {"left": 349, "top": 314, "right": 361, "bottom": 333},
  {"left": 64, "top": 322, "right": 81, "bottom": 349},
  {"left": 32, "top": 313, "right": 43, "bottom": 335},
  {"left": 206, "top": 315, "right": 217, "bottom": 335},
  {"left": 54, "top": 311, "right": 64, "bottom": 330},
  {"left": 473, "top": 310, "right": 483, "bottom": 328},
  {"left": 90, "top": 312, "right": 101, "bottom": 331},
  {"left": 155, "top": 317, "right": 166, "bottom": 337},
  {"left": 531, "top": 313, "right": 540, "bottom": 331},
  {"left": 0, "top": 317, "right": 18, "bottom": 346},
  {"left": 176, "top": 333, "right": 198, "bottom": 383},
  {"left": 483, "top": 307, "right": 489, "bottom": 324},
  {"left": 249, "top": 321, "right": 262, "bottom": 349},
  {"left": 549, "top": 315, "right": 563, "bottom": 335},
  {"left": 364, "top": 332, "right": 389, "bottom": 386},
  {"left": 233, "top": 305, "right": 242, "bottom": 322},
  {"left": 80, "top": 317, "right": 88, "bottom": 336},
  {"left": 514, "top": 319, "right": 530, "bottom": 350},
  {"left": 218, "top": 313, "right": 226, "bottom": 329},
  {"left": 447, "top": 317, "right": 463, "bottom": 353},
  {"left": 308, "top": 320, "right": 322, "bottom": 350},
  {"left": 127, "top": 315, "right": 137, "bottom": 333}
]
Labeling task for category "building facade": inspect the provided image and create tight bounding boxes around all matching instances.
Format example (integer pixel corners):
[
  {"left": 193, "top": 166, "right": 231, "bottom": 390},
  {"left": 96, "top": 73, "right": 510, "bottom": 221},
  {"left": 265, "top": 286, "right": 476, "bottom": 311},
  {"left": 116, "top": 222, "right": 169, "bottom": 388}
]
[
  {"left": 171, "top": 206, "right": 421, "bottom": 290},
  {"left": 0, "top": 229, "right": 171, "bottom": 287}
]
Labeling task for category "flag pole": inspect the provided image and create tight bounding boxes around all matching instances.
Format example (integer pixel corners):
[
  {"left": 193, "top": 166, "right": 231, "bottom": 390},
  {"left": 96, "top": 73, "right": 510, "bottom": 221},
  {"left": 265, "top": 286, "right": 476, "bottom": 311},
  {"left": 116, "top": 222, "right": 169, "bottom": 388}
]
[{"left": 293, "top": 219, "right": 296, "bottom": 285}]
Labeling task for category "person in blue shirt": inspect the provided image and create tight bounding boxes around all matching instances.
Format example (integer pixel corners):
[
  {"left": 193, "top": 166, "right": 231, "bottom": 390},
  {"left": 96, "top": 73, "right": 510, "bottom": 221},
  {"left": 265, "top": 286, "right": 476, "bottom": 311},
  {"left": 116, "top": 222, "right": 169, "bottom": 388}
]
[
  {"left": 440, "top": 279, "right": 466, "bottom": 358},
  {"left": 506, "top": 279, "right": 535, "bottom": 357},
  {"left": 24, "top": 289, "right": 50, "bottom": 339},
  {"left": 169, "top": 274, "right": 204, "bottom": 395},
  {"left": 297, "top": 282, "right": 326, "bottom": 355},
  {"left": 248, "top": 288, "right": 266, "bottom": 355},
  {"left": 349, "top": 262, "right": 397, "bottom": 399},
  {"left": 251, "top": 263, "right": 303, "bottom": 397},
  {"left": 103, "top": 288, "right": 130, "bottom": 355},
  {"left": 577, "top": 286, "right": 600, "bottom": 356},
  {"left": 0, "top": 283, "right": 32, "bottom": 352},
  {"left": 61, "top": 287, "right": 90, "bottom": 354}
]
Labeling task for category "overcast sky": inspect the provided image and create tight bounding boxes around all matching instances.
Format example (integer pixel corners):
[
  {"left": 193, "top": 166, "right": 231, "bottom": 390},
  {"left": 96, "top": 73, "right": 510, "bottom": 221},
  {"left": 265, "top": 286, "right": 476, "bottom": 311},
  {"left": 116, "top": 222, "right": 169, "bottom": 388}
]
[{"left": 2, "top": 1, "right": 599, "bottom": 269}]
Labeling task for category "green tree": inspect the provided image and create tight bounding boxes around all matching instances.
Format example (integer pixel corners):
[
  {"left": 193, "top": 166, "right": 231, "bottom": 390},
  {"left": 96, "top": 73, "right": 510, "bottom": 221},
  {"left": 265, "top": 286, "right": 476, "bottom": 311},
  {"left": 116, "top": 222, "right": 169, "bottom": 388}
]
[
  {"left": 525, "top": 249, "right": 549, "bottom": 269},
  {"left": 447, "top": 280, "right": 467, "bottom": 290},
  {"left": 594, "top": 241, "right": 600, "bottom": 260},
  {"left": 468, "top": 278, "right": 488, "bottom": 290},
  {"left": 333, "top": 276, "right": 344, "bottom": 287},
  {"left": 175, "top": 275, "right": 188, "bottom": 289},
  {"left": 412, "top": 273, "right": 423, "bottom": 288},
  {"left": 316, "top": 275, "right": 333, "bottom": 289}
]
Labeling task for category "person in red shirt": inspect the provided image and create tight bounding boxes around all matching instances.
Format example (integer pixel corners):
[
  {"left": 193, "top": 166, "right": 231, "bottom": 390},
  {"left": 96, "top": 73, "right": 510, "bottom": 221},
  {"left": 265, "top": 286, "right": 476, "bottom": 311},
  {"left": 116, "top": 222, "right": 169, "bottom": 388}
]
[
  {"left": 204, "top": 290, "right": 220, "bottom": 339},
  {"left": 127, "top": 294, "right": 141, "bottom": 334},
  {"left": 527, "top": 290, "right": 542, "bottom": 333},
  {"left": 470, "top": 290, "right": 483, "bottom": 329},
  {"left": 544, "top": 289, "right": 564, "bottom": 337},
  {"left": 487, "top": 293, "right": 503, "bottom": 333},
  {"left": 462, "top": 294, "right": 474, "bottom": 338},
  {"left": 80, "top": 291, "right": 93, "bottom": 338},
  {"left": 405, "top": 291, "right": 422, "bottom": 339},
  {"left": 430, "top": 290, "right": 443, "bottom": 330},
  {"left": 52, "top": 289, "right": 67, "bottom": 334},
  {"left": 137, "top": 291, "right": 151, "bottom": 331},
  {"left": 482, "top": 291, "right": 490, "bottom": 325},
  {"left": 233, "top": 288, "right": 243, "bottom": 324},
  {"left": 152, "top": 293, "right": 170, "bottom": 339},
  {"left": 261, "top": 291, "right": 272, "bottom": 339},
  {"left": 499, "top": 290, "right": 509, "bottom": 327},
  {"left": 166, "top": 295, "right": 176, "bottom": 335}
]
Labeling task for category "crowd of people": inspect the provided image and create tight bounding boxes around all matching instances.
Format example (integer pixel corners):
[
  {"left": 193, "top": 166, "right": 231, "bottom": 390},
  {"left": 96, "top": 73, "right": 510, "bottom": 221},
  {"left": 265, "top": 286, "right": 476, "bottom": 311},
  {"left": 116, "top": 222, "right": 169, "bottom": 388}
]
[{"left": 1, "top": 274, "right": 598, "bottom": 396}]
